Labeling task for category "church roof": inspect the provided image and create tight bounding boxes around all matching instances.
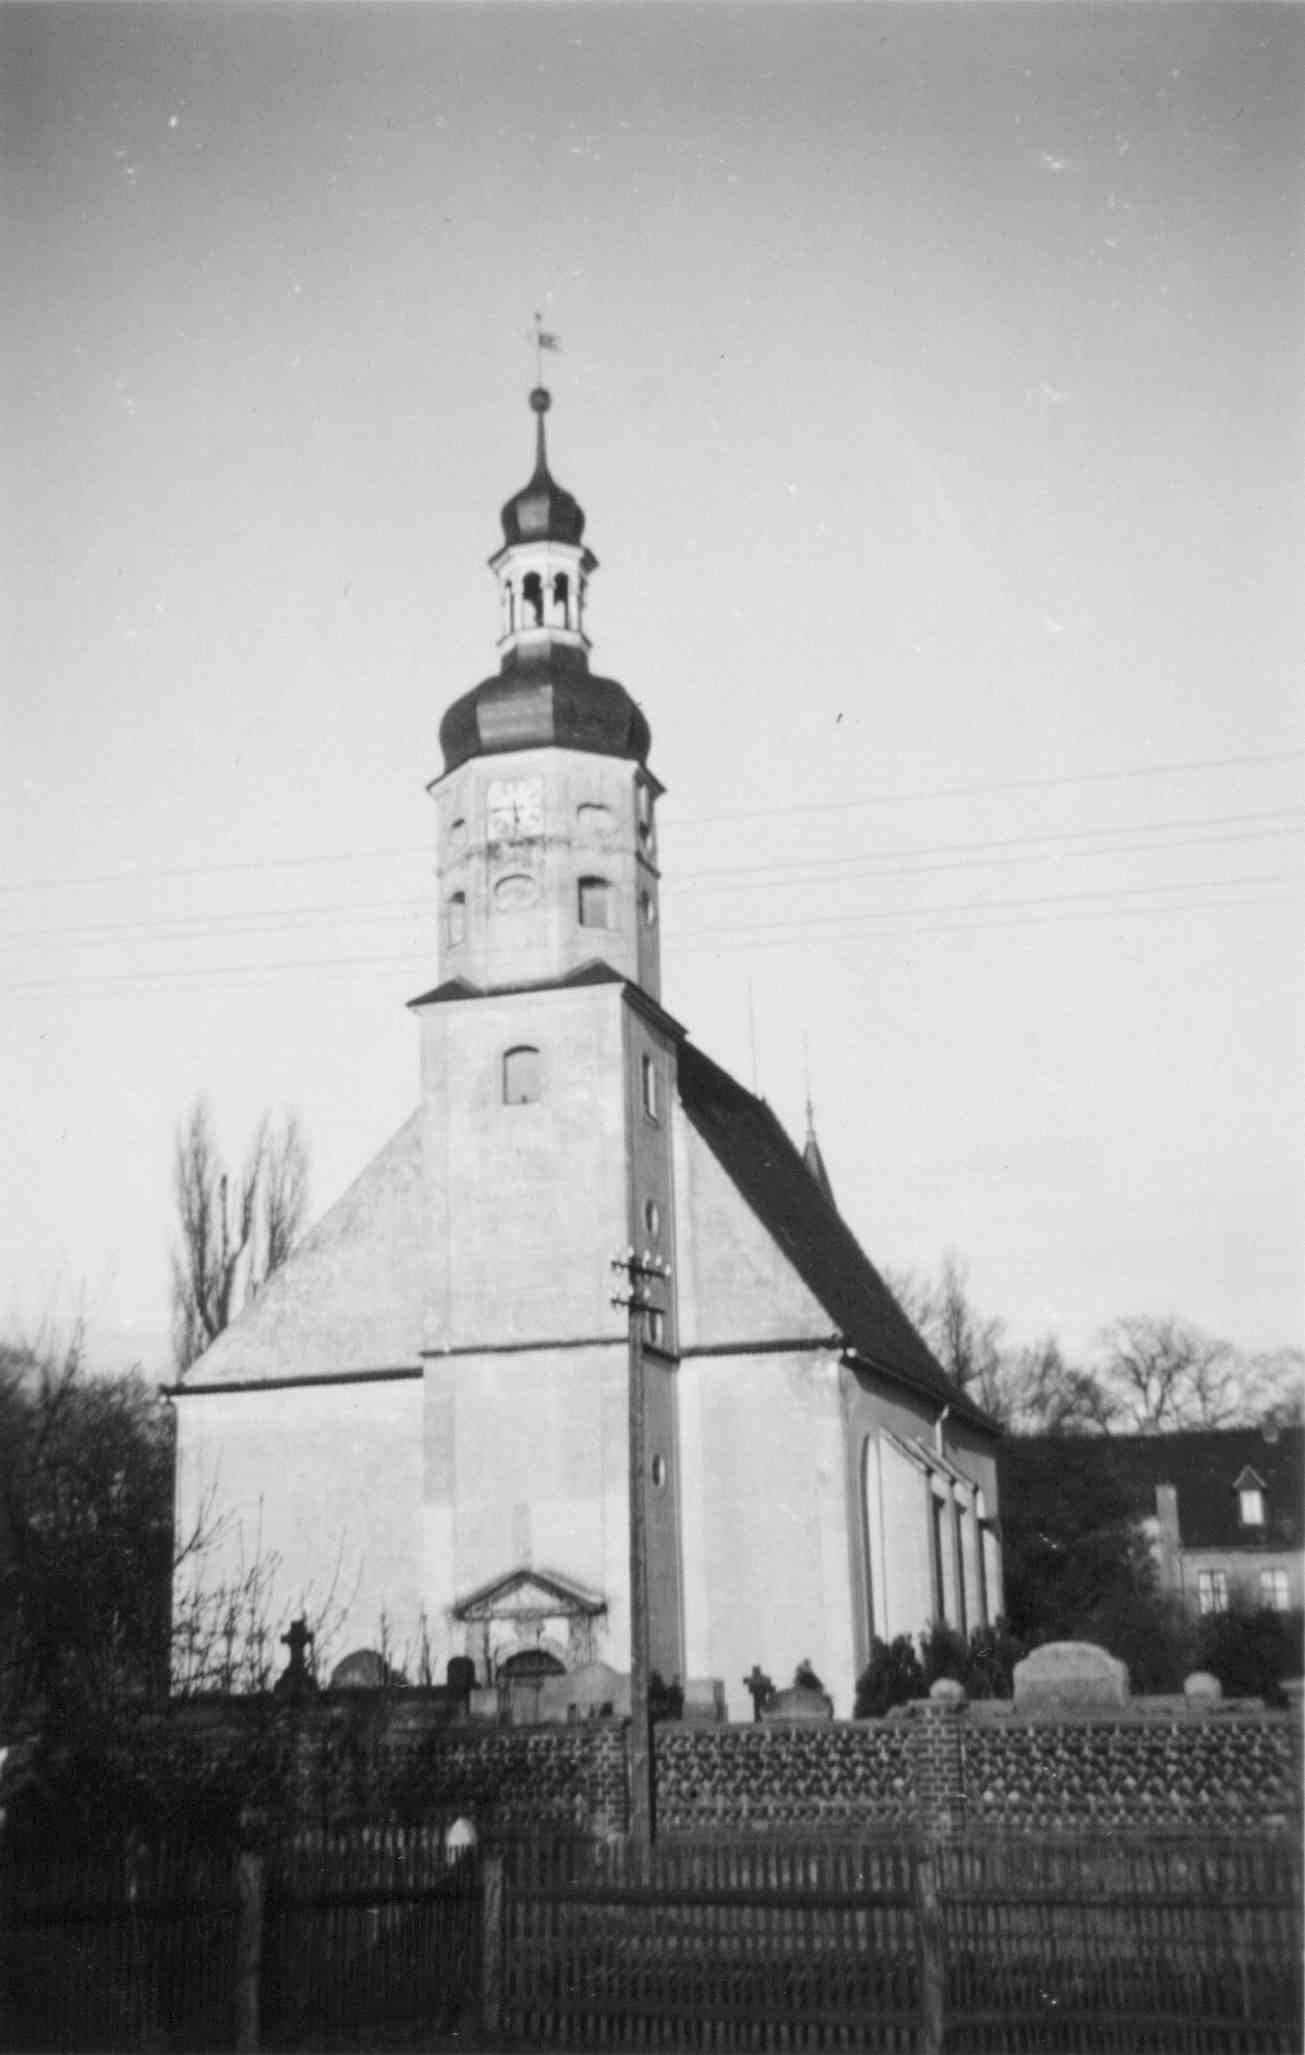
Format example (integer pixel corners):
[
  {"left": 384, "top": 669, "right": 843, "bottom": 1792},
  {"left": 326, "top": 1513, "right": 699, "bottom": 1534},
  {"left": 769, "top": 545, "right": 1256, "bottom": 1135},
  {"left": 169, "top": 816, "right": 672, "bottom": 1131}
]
[{"left": 675, "top": 1041, "right": 995, "bottom": 1433}]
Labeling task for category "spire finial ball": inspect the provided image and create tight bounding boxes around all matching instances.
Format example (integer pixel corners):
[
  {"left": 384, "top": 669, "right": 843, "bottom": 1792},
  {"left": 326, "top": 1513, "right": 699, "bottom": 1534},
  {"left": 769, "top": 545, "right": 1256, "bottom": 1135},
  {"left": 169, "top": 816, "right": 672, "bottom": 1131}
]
[{"left": 529, "top": 386, "right": 551, "bottom": 415}]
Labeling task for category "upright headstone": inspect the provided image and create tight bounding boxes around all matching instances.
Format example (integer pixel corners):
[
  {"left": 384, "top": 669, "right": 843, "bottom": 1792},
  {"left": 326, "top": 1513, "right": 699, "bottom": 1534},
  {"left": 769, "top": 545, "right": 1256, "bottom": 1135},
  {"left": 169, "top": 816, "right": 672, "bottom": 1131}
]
[{"left": 1013, "top": 1641, "right": 1129, "bottom": 1713}]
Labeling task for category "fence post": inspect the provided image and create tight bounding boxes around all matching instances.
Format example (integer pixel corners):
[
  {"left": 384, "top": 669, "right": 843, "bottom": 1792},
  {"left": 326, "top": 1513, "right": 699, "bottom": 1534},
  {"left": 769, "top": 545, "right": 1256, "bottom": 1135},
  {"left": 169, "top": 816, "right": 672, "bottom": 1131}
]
[
  {"left": 480, "top": 1851, "right": 504, "bottom": 2040},
  {"left": 914, "top": 1837, "right": 945, "bottom": 2055},
  {"left": 234, "top": 1840, "right": 265, "bottom": 2055}
]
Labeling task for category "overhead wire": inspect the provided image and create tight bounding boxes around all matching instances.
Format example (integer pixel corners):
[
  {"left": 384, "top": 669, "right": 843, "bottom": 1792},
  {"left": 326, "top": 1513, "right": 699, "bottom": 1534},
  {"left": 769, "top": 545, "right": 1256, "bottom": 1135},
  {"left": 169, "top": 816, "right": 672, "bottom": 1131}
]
[{"left": 3, "top": 744, "right": 1301, "bottom": 899}]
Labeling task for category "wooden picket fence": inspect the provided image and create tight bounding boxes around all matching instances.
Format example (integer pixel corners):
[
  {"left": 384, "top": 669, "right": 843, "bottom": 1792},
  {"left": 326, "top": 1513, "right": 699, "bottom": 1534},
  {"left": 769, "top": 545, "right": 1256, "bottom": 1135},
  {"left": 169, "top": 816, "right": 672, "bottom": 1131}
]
[
  {"left": 493, "top": 1830, "right": 1304, "bottom": 2055},
  {"left": 1, "top": 1821, "right": 1299, "bottom": 2052},
  {"left": 0, "top": 1819, "right": 481, "bottom": 2052}
]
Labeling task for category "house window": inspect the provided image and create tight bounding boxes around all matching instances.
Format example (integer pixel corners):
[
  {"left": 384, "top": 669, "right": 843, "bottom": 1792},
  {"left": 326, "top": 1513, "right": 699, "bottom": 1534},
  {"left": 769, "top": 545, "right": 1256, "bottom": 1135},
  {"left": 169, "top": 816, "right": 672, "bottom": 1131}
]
[
  {"left": 1260, "top": 1569, "right": 1289, "bottom": 1612},
  {"left": 578, "top": 876, "right": 611, "bottom": 929},
  {"left": 641, "top": 1054, "right": 659, "bottom": 1121},
  {"left": 1197, "top": 1569, "right": 1229, "bottom": 1615},
  {"left": 447, "top": 892, "right": 467, "bottom": 947},
  {"left": 1238, "top": 1485, "right": 1265, "bottom": 1527},
  {"left": 503, "top": 1045, "right": 541, "bottom": 1105}
]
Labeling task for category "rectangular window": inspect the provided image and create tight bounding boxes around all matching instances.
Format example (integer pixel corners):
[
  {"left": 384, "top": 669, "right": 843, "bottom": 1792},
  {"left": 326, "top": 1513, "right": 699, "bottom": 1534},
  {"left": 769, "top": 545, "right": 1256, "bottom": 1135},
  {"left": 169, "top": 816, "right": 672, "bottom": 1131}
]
[
  {"left": 641, "top": 1053, "right": 658, "bottom": 1121},
  {"left": 1260, "top": 1568, "right": 1289, "bottom": 1612},
  {"left": 503, "top": 1045, "right": 540, "bottom": 1105},
  {"left": 1238, "top": 1486, "right": 1265, "bottom": 1526},
  {"left": 578, "top": 877, "right": 611, "bottom": 929},
  {"left": 645, "top": 1308, "right": 666, "bottom": 1349},
  {"left": 1197, "top": 1569, "right": 1229, "bottom": 1615}
]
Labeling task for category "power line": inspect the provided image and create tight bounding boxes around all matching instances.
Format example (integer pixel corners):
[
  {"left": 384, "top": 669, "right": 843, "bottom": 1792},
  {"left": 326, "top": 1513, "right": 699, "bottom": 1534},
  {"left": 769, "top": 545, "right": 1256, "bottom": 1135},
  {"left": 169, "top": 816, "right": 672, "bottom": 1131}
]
[
  {"left": 2, "top": 879, "right": 1296, "bottom": 998},
  {"left": 4, "top": 746, "right": 1301, "bottom": 899},
  {"left": 1, "top": 809, "right": 1301, "bottom": 956}
]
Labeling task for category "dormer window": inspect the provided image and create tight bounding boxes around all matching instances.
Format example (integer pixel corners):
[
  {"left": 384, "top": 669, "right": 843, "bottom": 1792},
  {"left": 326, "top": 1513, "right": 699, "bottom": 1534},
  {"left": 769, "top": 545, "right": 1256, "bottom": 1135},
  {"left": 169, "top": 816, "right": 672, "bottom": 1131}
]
[{"left": 1234, "top": 1467, "right": 1266, "bottom": 1527}]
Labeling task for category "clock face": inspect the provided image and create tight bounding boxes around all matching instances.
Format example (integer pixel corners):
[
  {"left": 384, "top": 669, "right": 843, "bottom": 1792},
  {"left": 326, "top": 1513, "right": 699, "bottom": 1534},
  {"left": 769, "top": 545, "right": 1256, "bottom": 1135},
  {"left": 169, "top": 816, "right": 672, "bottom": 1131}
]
[{"left": 487, "top": 776, "right": 543, "bottom": 839}]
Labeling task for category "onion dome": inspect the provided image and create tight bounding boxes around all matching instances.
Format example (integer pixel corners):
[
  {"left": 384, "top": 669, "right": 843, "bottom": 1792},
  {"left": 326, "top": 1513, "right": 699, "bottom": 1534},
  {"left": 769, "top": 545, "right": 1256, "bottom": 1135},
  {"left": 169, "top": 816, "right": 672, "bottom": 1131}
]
[
  {"left": 499, "top": 388, "right": 586, "bottom": 547},
  {"left": 439, "top": 655, "right": 651, "bottom": 774}
]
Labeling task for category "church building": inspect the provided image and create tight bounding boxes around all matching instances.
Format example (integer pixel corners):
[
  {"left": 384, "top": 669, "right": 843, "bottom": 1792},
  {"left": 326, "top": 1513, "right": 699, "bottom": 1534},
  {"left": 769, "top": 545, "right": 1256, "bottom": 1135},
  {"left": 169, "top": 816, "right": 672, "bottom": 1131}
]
[{"left": 172, "top": 388, "right": 1002, "bottom": 1721}]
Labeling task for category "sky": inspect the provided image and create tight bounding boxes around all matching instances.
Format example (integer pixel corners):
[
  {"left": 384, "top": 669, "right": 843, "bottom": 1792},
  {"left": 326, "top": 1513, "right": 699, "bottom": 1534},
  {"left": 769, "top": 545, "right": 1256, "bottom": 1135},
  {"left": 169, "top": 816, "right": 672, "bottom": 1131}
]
[{"left": 3, "top": 1, "right": 1302, "bottom": 1379}]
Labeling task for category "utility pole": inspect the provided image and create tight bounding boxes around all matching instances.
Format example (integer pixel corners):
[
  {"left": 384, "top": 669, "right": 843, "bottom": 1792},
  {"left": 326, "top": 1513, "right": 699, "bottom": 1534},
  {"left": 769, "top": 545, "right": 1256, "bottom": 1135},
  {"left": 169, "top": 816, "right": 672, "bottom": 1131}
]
[{"left": 611, "top": 1245, "right": 671, "bottom": 1855}]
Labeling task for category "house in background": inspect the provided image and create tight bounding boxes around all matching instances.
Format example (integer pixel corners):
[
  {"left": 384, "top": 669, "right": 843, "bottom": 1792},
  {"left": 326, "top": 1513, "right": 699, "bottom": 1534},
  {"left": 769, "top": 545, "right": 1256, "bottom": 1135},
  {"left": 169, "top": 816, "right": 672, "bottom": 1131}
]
[
  {"left": 1008, "top": 1425, "right": 1304, "bottom": 1617},
  {"left": 169, "top": 387, "right": 1002, "bottom": 1720}
]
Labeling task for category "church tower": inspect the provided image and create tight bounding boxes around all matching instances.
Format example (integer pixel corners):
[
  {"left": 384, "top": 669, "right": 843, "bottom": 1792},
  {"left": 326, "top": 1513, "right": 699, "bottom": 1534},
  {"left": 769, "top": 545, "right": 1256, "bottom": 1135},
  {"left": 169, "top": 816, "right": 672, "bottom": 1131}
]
[
  {"left": 411, "top": 387, "right": 684, "bottom": 1688},
  {"left": 430, "top": 387, "right": 663, "bottom": 999}
]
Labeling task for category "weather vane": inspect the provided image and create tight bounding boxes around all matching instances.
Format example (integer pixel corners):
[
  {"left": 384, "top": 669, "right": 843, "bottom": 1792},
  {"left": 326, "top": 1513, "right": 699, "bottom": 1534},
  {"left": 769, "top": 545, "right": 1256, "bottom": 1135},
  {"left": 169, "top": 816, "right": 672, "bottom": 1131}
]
[{"left": 530, "top": 310, "right": 561, "bottom": 387}]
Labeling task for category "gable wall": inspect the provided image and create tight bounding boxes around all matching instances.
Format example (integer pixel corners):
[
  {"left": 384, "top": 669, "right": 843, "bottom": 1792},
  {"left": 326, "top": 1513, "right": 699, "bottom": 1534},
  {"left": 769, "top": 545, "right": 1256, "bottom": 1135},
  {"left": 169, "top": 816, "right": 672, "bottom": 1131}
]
[{"left": 179, "top": 1114, "right": 428, "bottom": 1386}]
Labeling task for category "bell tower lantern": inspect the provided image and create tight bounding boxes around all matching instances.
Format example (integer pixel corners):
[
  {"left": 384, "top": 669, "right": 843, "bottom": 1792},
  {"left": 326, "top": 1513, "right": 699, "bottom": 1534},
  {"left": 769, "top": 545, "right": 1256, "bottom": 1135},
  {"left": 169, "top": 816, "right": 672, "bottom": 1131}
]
[{"left": 492, "top": 388, "right": 596, "bottom": 664}]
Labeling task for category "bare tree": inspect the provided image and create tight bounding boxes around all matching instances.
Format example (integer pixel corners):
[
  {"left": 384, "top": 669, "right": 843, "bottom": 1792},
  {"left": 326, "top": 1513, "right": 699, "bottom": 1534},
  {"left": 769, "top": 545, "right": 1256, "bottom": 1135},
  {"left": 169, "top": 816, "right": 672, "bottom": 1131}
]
[
  {"left": 1094, "top": 1315, "right": 1242, "bottom": 1431},
  {"left": 170, "top": 1100, "right": 309, "bottom": 1371},
  {"left": 889, "top": 1251, "right": 1009, "bottom": 1418}
]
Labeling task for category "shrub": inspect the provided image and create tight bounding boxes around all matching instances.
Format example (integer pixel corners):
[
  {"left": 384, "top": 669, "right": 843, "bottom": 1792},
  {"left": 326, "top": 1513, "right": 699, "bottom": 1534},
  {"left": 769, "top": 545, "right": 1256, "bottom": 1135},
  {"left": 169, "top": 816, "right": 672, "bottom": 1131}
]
[
  {"left": 1195, "top": 1604, "right": 1304, "bottom": 1709},
  {"left": 854, "top": 1636, "right": 925, "bottom": 1718}
]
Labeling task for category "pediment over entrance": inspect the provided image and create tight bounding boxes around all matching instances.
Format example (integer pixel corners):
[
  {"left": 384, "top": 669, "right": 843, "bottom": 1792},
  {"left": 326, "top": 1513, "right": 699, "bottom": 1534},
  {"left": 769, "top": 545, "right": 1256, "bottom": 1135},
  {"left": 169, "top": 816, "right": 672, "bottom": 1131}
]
[{"left": 452, "top": 1565, "right": 607, "bottom": 1626}]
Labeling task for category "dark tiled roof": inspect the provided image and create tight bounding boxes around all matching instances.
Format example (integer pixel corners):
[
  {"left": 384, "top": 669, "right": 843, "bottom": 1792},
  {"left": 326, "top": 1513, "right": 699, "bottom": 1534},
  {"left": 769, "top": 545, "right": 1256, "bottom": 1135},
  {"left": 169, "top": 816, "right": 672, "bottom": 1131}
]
[
  {"left": 438, "top": 659, "right": 651, "bottom": 775},
  {"left": 675, "top": 1039, "right": 995, "bottom": 1433},
  {"left": 1004, "top": 1428, "right": 1304, "bottom": 1552}
]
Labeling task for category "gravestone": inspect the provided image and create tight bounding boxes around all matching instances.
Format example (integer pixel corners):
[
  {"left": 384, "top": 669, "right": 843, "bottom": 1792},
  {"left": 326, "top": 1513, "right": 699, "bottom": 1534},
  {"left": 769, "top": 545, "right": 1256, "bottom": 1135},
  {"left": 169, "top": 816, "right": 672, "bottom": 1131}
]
[
  {"left": 329, "top": 1648, "right": 392, "bottom": 1690},
  {"left": 1013, "top": 1641, "right": 1129, "bottom": 1712},
  {"left": 1184, "top": 1670, "right": 1222, "bottom": 1703},
  {"left": 761, "top": 1684, "right": 834, "bottom": 1722},
  {"left": 538, "top": 1660, "right": 631, "bottom": 1723},
  {"left": 681, "top": 1678, "right": 727, "bottom": 1723}
]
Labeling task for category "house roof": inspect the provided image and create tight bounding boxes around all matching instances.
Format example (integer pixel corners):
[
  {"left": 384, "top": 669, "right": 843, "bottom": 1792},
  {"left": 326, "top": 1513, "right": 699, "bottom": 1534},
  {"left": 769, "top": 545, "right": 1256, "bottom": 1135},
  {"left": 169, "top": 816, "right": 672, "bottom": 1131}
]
[
  {"left": 675, "top": 1039, "right": 996, "bottom": 1433},
  {"left": 1005, "top": 1427, "right": 1304, "bottom": 1552}
]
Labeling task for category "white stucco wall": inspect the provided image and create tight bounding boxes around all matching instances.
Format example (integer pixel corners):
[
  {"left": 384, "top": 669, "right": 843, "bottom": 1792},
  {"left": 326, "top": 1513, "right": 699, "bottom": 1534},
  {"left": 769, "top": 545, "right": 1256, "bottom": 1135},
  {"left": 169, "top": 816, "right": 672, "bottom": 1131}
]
[
  {"left": 678, "top": 1349, "right": 854, "bottom": 1720},
  {"left": 173, "top": 1377, "right": 425, "bottom": 1684}
]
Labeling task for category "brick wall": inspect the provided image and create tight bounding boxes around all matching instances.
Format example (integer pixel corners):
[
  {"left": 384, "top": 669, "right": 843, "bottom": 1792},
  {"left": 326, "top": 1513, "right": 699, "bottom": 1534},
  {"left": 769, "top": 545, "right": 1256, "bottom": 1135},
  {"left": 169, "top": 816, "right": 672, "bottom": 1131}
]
[
  {"left": 151, "top": 1690, "right": 1298, "bottom": 1840},
  {"left": 652, "top": 1702, "right": 1300, "bottom": 1837}
]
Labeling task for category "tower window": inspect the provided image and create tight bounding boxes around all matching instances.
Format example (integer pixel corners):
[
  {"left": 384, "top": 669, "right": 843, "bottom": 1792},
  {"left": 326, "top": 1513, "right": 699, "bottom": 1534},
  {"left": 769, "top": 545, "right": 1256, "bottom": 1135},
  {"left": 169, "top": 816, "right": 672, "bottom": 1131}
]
[
  {"left": 640, "top": 891, "right": 657, "bottom": 928},
  {"left": 646, "top": 1310, "right": 666, "bottom": 1350},
  {"left": 578, "top": 876, "right": 612, "bottom": 929},
  {"left": 551, "top": 571, "right": 570, "bottom": 627},
  {"left": 503, "top": 1045, "right": 541, "bottom": 1105},
  {"left": 447, "top": 892, "right": 467, "bottom": 947},
  {"left": 643, "top": 1199, "right": 661, "bottom": 1237},
  {"left": 641, "top": 1054, "right": 659, "bottom": 1121},
  {"left": 637, "top": 783, "right": 655, "bottom": 848},
  {"left": 522, "top": 571, "right": 544, "bottom": 626}
]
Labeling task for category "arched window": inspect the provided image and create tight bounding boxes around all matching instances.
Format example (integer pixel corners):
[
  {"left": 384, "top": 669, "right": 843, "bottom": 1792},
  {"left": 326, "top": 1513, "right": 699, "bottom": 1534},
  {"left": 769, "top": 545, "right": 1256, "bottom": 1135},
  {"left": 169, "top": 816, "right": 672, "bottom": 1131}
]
[
  {"left": 578, "top": 876, "right": 611, "bottom": 929},
  {"left": 503, "top": 1045, "right": 541, "bottom": 1105},
  {"left": 522, "top": 571, "right": 544, "bottom": 626},
  {"left": 641, "top": 1053, "right": 659, "bottom": 1121},
  {"left": 551, "top": 571, "right": 570, "bottom": 627},
  {"left": 447, "top": 892, "right": 467, "bottom": 947}
]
